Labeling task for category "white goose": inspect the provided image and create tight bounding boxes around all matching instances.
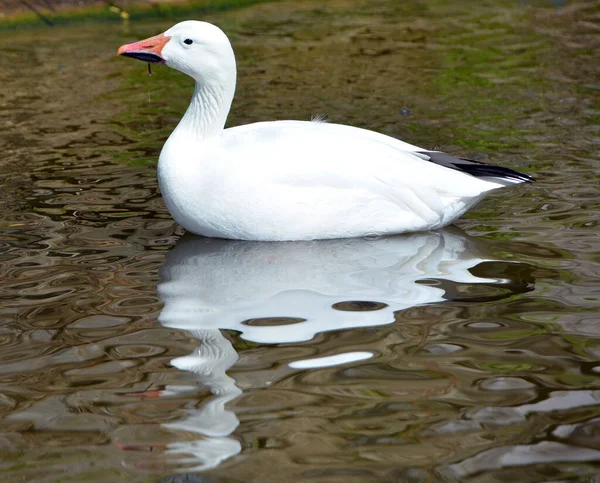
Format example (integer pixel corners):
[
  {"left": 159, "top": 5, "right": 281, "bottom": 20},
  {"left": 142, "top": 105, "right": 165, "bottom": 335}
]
[{"left": 118, "top": 21, "right": 532, "bottom": 241}]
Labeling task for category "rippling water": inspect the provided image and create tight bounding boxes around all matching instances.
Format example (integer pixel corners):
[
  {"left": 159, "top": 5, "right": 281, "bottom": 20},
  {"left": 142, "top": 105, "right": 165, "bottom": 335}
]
[{"left": 1, "top": 0, "right": 600, "bottom": 481}]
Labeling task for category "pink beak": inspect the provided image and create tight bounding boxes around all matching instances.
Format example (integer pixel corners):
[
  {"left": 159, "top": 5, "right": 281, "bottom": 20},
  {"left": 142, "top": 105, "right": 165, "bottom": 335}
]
[{"left": 117, "top": 33, "right": 170, "bottom": 63}]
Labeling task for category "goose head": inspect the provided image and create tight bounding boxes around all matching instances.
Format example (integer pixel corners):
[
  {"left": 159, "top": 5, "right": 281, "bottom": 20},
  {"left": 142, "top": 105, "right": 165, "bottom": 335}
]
[{"left": 117, "top": 20, "right": 236, "bottom": 85}]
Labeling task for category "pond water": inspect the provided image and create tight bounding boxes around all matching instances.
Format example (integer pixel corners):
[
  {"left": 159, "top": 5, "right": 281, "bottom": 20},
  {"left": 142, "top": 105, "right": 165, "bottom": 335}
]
[{"left": 1, "top": 0, "right": 600, "bottom": 481}]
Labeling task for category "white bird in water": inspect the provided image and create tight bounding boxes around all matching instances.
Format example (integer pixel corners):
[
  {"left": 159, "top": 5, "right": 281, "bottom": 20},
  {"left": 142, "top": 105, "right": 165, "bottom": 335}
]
[{"left": 118, "top": 21, "right": 533, "bottom": 241}]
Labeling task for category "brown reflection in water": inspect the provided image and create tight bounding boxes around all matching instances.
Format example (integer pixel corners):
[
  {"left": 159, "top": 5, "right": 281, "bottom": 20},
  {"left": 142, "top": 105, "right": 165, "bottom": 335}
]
[
  {"left": 242, "top": 317, "right": 307, "bottom": 327},
  {"left": 332, "top": 301, "right": 389, "bottom": 312}
]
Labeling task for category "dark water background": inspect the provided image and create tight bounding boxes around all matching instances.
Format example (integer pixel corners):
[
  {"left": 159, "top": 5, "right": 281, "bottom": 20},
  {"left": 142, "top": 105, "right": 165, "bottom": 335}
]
[{"left": 1, "top": 0, "right": 600, "bottom": 481}]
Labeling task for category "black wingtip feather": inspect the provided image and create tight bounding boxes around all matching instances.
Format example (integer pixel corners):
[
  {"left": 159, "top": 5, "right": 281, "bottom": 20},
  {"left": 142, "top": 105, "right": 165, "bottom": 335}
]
[{"left": 417, "top": 151, "right": 534, "bottom": 183}]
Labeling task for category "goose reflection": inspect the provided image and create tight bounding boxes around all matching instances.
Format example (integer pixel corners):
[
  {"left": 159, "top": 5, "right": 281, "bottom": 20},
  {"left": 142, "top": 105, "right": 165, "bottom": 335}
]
[
  {"left": 157, "top": 229, "right": 500, "bottom": 343},
  {"left": 155, "top": 228, "right": 516, "bottom": 472}
]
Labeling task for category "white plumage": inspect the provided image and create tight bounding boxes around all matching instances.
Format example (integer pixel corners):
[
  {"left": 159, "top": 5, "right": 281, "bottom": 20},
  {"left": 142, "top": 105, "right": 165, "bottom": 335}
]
[{"left": 118, "top": 21, "right": 532, "bottom": 241}]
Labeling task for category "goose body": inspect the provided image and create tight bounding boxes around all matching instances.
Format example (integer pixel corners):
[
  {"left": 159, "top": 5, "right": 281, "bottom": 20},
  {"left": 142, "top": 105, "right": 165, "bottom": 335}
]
[{"left": 118, "top": 21, "right": 532, "bottom": 241}]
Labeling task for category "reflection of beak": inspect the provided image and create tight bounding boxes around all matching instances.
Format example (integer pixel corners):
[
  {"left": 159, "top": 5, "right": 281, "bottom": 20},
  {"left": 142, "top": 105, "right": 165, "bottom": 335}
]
[{"left": 117, "top": 33, "right": 170, "bottom": 63}]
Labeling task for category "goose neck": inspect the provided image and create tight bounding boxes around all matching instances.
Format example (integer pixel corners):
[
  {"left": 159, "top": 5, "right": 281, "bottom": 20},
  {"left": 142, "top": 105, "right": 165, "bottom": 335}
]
[{"left": 174, "top": 80, "right": 233, "bottom": 141}]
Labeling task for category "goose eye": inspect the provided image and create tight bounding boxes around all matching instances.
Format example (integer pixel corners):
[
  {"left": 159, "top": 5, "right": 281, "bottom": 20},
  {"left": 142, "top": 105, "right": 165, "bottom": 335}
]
[{"left": 183, "top": 38, "right": 193, "bottom": 45}]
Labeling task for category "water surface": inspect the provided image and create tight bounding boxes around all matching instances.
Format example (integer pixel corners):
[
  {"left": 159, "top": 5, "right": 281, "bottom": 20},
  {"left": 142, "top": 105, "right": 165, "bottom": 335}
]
[{"left": 1, "top": 0, "right": 600, "bottom": 481}]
